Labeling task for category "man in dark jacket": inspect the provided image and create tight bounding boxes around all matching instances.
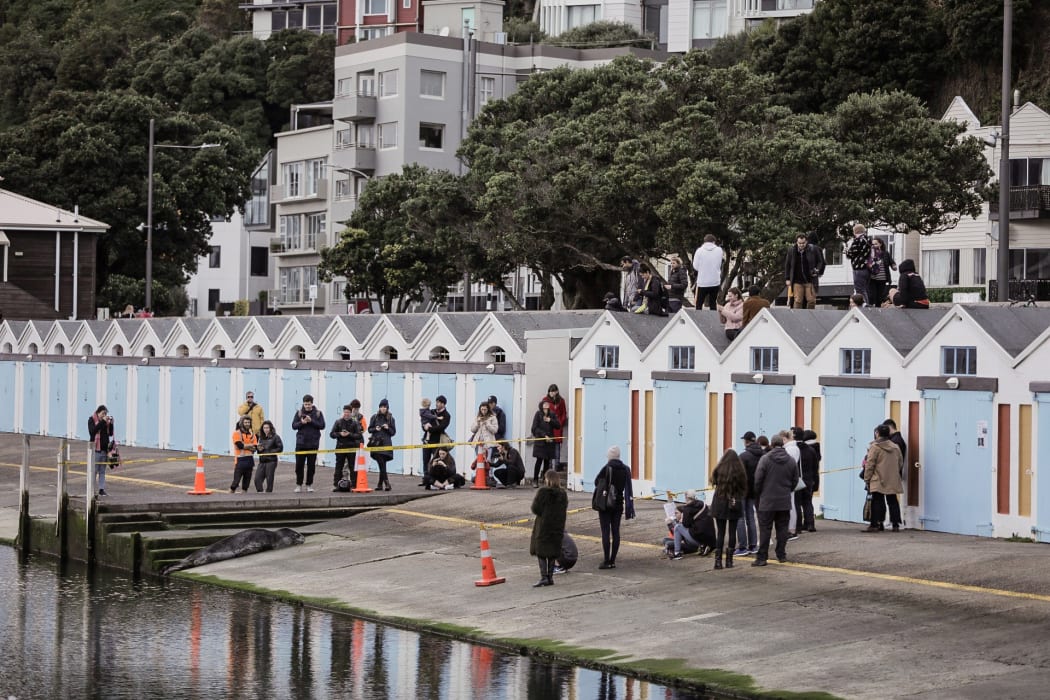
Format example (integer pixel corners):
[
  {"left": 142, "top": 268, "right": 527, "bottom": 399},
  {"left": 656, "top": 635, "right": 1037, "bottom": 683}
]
[
  {"left": 291, "top": 394, "right": 326, "bottom": 493},
  {"left": 664, "top": 256, "right": 690, "bottom": 313},
  {"left": 487, "top": 395, "right": 507, "bottom": 462},
  {"left": 793, "top": 427, "right": 819, "bottom": 532},
  {"left": 596, "top": 445, "right": 635, "bottom": 570},
  {"left": 846, "top": 224, "right": 873, "bottom": 305},
  {"left": 784, "top": 234, "right": 826, "bottom": 309},
  {"left": 883, "top": 418, "right": 907, "bottom": 480},
  {"left": 330, "top": 404, "right": 363, "bottom": 490},
  {"left": 752, "top": 434, "right": 799, "bottom": 566},
  {"left": 734, "top": 431, "right": 763, "bottom": 556},
  {"left": 422, "top": 395, "right": 452, "bottom": 477}
]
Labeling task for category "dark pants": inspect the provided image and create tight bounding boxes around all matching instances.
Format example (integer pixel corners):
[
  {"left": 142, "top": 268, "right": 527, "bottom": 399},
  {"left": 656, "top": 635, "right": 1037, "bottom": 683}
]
[
  {"left": 598, "top": 510, "right": 622, "bottom": 564},
  {"left": 795, "top": 486, "right": 815, "bottom": 530},
  {"left": 422, "top": 444, "right": 435, "bottom": 476},
  {"left": 295, "top": 452, "right": 317, "bottom": 487},
  {"left": 374, "top": 456, "right": 389, "bottom": 486},
  {"left": 715, "top": 518, "right": 739, "bottom": 553},
  {"left": 254, "top": 460, "right": 277, "bottom": 492},
  {"left": 871, "top": 492, "right": 902, "bottom": 527},
  {"left": 231, "top": 457, "right": 254, "bottom": 492},
  {"left": 868, "top": 278, "right": 889, "bottom": 307},
  {"left": 852, "top": 268, "right": 872, "bottom": 304},
  {"left": 333, "top": 449, "right": 356, "bottom": 487},
  {"left": 757, "top": 509, "right": 790, "bottom": 563},
  {"left": 696, "top": 286, "right": 719, "bottom": 310},
  {"left": 534, "top": 457, "right": 552, "bottom": 482}
]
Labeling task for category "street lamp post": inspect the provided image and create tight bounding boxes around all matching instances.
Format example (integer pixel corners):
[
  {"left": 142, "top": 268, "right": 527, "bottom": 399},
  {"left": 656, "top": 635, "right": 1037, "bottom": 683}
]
[
  {"left": 996, "top": 0, "right": 1013, "bottom": 301},
  {"left": 145, "top": 118, "right": 219, "bottom": 311}
]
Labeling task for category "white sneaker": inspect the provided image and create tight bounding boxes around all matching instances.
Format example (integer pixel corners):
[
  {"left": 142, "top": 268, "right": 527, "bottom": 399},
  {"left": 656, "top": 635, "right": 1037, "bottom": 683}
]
[
  {"left": 294, "top": 485, "right": 301, "bottom": 493},
  {"left": 307, "top": 486, "right": 315, "bottom": 492}
]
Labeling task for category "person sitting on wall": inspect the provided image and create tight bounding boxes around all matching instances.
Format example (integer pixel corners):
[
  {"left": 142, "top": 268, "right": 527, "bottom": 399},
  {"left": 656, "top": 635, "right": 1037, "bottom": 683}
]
[
  {"left": 604, "top": 292, "right": 627, "bottom": 312},
  {"left": 888, "top": 259, "right": 930, "bottom": 309}
]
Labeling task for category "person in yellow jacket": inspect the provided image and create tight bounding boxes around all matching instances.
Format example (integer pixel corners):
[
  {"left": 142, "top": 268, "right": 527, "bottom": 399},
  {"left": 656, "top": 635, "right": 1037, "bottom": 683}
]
[
  {"left": 231, "top": 416, "right": 259, "bottom": 493},
  {"left": 237, "top": 391, "right": 265, "bottom": 434}
]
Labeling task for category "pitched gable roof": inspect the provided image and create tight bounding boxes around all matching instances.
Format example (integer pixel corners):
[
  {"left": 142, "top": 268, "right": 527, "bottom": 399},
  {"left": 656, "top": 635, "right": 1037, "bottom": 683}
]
[
  {"left": 492, "top": 311, "right": 603, "bottom": 350},
  {"left": 144, "top": 318, "right": 179, "bottom": 344},
  {"left": 385, "top": 314, "right": 429, "bottom": 343},
  {"left": 960, "top": 305, "right": 1050, "bottom": 358},
  {"left": 180, "top": 318, "right": 213, "bottom": 345},
  {"left": 339, "top": 315, "right": 382, "bottom": 343},
  {"left": 296, "top": 315, "right": 333, "bottom": 343},
  {"left": 215, "top": 317, "right": 252, "bottom": 345},
  {"left": 612, "top": 312, "right": 674, "bottom": 351},
  {"left": 0, "top": 188, "right": 109, "bottom": 232},
  {"left": 768, "top": 309, "right": 845, "bottom": 355},
  {"left": 436, "top": 312, "right": 488, "bottom": 345},
  {"left": 859, "top": 307, "right": 950, "bottom": 357},
  {"left": 255, "top": 316, "right": 293, "bottom": 343}
]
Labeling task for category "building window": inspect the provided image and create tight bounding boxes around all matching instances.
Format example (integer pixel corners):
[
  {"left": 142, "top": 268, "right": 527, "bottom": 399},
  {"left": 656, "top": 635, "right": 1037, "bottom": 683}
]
[
  {"left": 1009, "top": 157, "right": 1050, "bottom": 187},
  {"left": 750, "top": 347, "right": 779, "bottom": 373},
  {"left": 381, "top": 345, "right": 398, "bottom": 360},
  {"left": 567, "top": 4, "right": 599, "bottom": 28},
  {"left": 429, "top": 346, "right": 450, "bottom": 361},
  {"left": 419, "top": 123, "right": 443, "bottom": 150},
  {"left": 305, "top": 212, "right": 325, "bottom": 249},
  {"left": 669, "top": 346, "right": 695, "bottom": 371},
  {"left": 840, "top": 348, "right": 871, "bottom": 375},
  {"left": 356, "top": 123, "right": 374, "bottom": 147},
  {"left": 332, "top": 279, "right": 347, "bottom": 301},
  {"left": 360, "top": 26, "right": 391, "bottom": 41},
  {"left": 282, "top": 161, "right": 303, "bottom": 199},
  {"left": 596, "top": 345, "right": 620, "bottom": 369},
  {"left": 337, "top": 78, "right": 354, "bottom": 97},
  {"left": 208, "top": 288, "right": 221, "bottom": 312},
  {"left": 479, "top": 76, "right": 495, "bottom": 106},
  {"left": 280, "top": 214, "right": 302, "bottom": 249},
  {"left": 489, "top": 346, "right": 506, "bottom": 363},
  {"left": 378, "top": 69, "right": 398, "bottom": 97},
  {"left": 973, "top": 248, "right": 986, "bottom": 285},
  {"left": 335, "top": 178, "right": 353, "bottom": 199},
  {"left": 378, "top": 122, "right": 398, "bottom": 149},
  {"left": 336, "top": 128, "right": 352, "bottom": 148},
  {"left": 176, "top": 345, "right": 188, "bottom": 358},
  {"left": 403, "top": 0, "right": 411, "bottom": 8},
  {"left": 357, "top": 71, "right": 376, "bottom": 96},
  {"left": 825, "top": 243, "right": 843, "bottom": 267},
  {"left": 208, "top": 246, "right": 221, "bottom": 268},
  {"left": 1009, "top": 248, "right": 1050, "bottom": 280},
  {"left": 364, "top": 0, "right": 387, "bottom": 15},
  {"left": 246, "top": 157, "right": 271, "bottom": 227},
  {"left": 942, "top": 346, "right": 977, "bottom": 376},
  {"left": 691, "top": 0, "right": 727, "bottom": 40},
  {"left": 922, "top": 250, "right": 960, "bottom": 286},
  {"left": 420, "top": 70, "right": 445, "bottom": 98},
  {"left": 250, "top": 247, "right": 268, "bottom": 276},
  {"left": 143, "top": 345, "right": 155, "bottom": 358},
  {"left": 306, "top": 157, "right": 327, "bottom": 196}
]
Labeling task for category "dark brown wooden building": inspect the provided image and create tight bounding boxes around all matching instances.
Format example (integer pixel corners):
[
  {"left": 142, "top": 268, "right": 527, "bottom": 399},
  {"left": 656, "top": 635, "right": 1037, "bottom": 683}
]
[{"left": 0, "top": 188, "right": 108, "bottom": 320}]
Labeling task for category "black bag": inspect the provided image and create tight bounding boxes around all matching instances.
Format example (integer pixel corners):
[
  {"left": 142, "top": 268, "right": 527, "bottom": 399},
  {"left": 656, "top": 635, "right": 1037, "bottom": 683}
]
[
  {"left": 591, "top": 466, "right": 618, "bottom": 512},
  {"left": 367, "top": 434, "right": 381, "bottom": 448},
  {"left": 863, "top": 493, "right": 872, "bottom": 522},
  {"left": 335, "top": 479, "right": 352, "bottom": 492}
]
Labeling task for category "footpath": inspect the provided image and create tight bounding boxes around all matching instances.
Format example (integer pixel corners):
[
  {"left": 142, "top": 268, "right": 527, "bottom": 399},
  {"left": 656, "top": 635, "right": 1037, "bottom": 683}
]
[{"left": 3, "top": 433, "right": 1050, "bottom": 699}]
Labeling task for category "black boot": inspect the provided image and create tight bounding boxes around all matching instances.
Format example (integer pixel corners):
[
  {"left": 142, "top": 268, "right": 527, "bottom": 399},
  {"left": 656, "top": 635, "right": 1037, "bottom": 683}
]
[
  {"left": 725, "top": 550, "right": 734, "bottom": 569},
  {"left": 533, "top": 559, "right": 552, "bottom": 587},
  {"left": 714, "top": 549, "right": 723, "bottom": 570}
]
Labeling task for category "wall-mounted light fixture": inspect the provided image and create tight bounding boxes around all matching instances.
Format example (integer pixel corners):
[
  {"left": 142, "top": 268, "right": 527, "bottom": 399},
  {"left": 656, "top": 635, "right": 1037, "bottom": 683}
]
[
  {"left": 485, "top": 363, "right": 495, "bottom": 374},
  {"left": 753, "top": 373, "right": 764, "bottom": 384},
  {"left": 596, "top": 369, "right": 608, "bottom": 379},
  {"left": 946, "top": 376, "right": 960, "bottom": 389},
  {"left": 209, "top": 358, "right": 218, "bottom": 366},
  {"left": 380, "top": 361, "right": 389, "bottom": 371},
  {"left": 289, "top": 360, "right": 298, "bottom": 369},
  {"left": 141, "top": 357, "right": 149, "bottom": 365},
  {"left": 25, "top": 354, "right": 32, "bottom": 361},
  {"left": 80, "top": 355, "right": 88, "bottom": 362}
]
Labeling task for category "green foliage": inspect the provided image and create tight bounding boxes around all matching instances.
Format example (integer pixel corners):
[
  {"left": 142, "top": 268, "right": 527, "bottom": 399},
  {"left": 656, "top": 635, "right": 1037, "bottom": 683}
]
[
  {"left": 504, "top": 17, "right": 545, "bottom": 44},
  {"left": 233, "top": 300, "right": 250, "bottom": 316},
  {"left": 927, "top": 287, "right": 985, "bottom": 303},
  {"left": 545, "top": 21, "right": 653, "bottom": 49},
  {"left": 98, "top": 274, "right": 189, "bottom": 317}
]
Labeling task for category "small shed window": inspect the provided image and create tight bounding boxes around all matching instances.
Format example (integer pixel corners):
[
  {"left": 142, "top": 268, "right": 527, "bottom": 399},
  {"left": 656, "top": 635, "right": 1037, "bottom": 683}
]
[
  {"left": 112, "top": 344, "right": 124, "bottom": 357},
  {"left": 840, "top": 348, "right": 871, "bottom": 375},
  {"left": 488, "top": 346, "right": 506, "bottom": 363},
  {"left": 290, "top": 345, "right": 306, "bottom": 360},
  {"left": 143, "top": 345, "right": 155, "bottom": 358},
  {"left": 82, "top": 345, "right": 94, "bottom": 356},
  {"left": 250, "top": 345, "right": 265, "bottom": 359},
  {"left": 381, "top": 346, "right": 398, "bottom": 360},
  {"left": 54, "top": 343, "right": 66, "bottom": 355},
  {"left": 2, "top": 343, "right": 12, "bottom": 353},
  {"left": 596, "top": 345, "right": 620, "bottom": 369},
  {"left": 750, "top": 347, "right": 779, "bottom": 373},
  {"left": 942, "top": 346, "right": 977, "bottom": 375},
  {"left": 176, "top": 345, "right": 189, "bottom": 358},
  {"left": 429, "top": 346, "right": 450, "bottom": 361},
  {"left": 335, "top": 346, "right": 351, "bottom": 360},
  {"left": 27, "top": 343, "right": 39, "bottom": 354},
  {"left": 212, "top": 345, "right": 226, "bottom": 359},
  {"left": 669, "top": 346, "right": 695, "bottom": 371}
]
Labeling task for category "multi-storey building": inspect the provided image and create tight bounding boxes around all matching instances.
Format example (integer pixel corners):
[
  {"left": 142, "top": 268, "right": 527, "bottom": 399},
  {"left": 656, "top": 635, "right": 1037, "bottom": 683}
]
[{"left": 240, "top": 0, "right": 340, "bottom": 39}]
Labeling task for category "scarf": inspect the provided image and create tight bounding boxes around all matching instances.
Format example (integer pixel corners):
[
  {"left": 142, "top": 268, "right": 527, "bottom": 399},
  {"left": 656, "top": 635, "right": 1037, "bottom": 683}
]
[{"left": 92, "top": 412, "right": 108, "bottom": 452}]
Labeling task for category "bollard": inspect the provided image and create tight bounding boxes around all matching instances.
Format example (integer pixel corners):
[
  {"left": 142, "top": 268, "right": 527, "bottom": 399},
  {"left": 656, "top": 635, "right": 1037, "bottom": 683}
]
[
  {"left": 55, "top": 440, "right": 69, "bottom": 562},
  {"left": 86, "top": 446, "right": 97, "bottom": 567},
  {"left": 17, "top": 434, "right": 30, "bottom": 554}
]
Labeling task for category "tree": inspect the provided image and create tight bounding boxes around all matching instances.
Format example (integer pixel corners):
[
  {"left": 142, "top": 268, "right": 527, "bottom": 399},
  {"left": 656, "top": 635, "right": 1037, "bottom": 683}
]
[{"left": 545, "top": 21, "right": 654, "bottom": 49}]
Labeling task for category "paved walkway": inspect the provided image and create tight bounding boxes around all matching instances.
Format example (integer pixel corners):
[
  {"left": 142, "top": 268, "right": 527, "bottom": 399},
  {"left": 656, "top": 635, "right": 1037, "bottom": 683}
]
[{"left": 2, "top": 433, "right": 1050, "bottom": 699}]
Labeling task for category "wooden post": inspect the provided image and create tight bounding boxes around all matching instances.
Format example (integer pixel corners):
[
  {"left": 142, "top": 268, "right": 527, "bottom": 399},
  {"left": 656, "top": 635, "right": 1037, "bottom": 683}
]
[
  {"left": 86, "top": 447, "right": 97, "bottom": 567},
  {"left": 17, "top": 434, "right": 30, "bottom": 554},
  {"left": 55, "top": 439, "right": 68, "bottom": 562}
]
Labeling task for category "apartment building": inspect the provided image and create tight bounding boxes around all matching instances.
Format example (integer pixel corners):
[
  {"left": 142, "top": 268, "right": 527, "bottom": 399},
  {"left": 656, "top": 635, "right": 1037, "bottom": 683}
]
[
  {"left": 535, "top": 0, "right": 816, "bottom": 52},
  {"left": 240, "top": 0, "right": 339, "bottom": 39}
]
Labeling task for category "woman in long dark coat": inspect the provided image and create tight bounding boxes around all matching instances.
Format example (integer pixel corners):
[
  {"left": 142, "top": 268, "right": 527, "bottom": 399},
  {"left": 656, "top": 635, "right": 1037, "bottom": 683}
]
[
  {"left": 710, "top": 448, "right": 748, "bottom": 571},
  {"left": 368, "top": 398, "right": 397, "bottom": 491},
  {"left": 530, "top": 469, "right": 568, "bottom": 587},
  {"left": 530, "top": 400, "right": 561, "bottom": 487}
]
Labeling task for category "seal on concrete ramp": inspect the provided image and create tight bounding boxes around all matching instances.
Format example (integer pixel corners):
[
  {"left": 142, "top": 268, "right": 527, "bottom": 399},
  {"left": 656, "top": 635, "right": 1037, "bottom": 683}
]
[{"left": 163, "top": 528, "right": 306, "bottom": 574}]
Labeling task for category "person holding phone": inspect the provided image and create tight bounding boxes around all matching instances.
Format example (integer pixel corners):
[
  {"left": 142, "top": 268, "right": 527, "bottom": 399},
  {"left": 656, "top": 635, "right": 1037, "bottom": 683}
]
[
  {"left": 291, "top": 394, "right": 325, "bottom": 493},
  {"left": 88, "top": 405, "right": 114, "bottom": 496}
]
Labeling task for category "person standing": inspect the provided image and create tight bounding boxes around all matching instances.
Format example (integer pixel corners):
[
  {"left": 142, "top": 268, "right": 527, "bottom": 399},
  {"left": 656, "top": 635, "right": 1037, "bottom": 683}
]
[
  {"left": 254, "top": 420, "right": 283, "bottom": 493},
  {"left": 368, "top": 399, "right": 397, "bottom": 491},
  {"left": 87, "top": 405, "right": 114, "bottom": 496},
  {"left": 692, "top": 234, "right": 724, "bottom": 310},
  {"left": 846, "top": 224, "right": 873, "bottom": 305},
  {"left": 883, "top": 418, "right": 907, "bottom": 481},
  {"left": 634, "top": 263, "right": 667, "bottom": 316},
  {"left": 468, "top": 401, "right": 499, "bottom": 464},
  {"left": 734, "top": 431, "right": 763, "bottom": 557},
  {"left": 530, "top": 400, "right": 561, "bottom": 486},
  {"left": 710, "top": 449, "right": 748, "bottom": 570},
  {"left": 867, "top": 238, "right": 897, "bottom": 307},
  {"left": 595, "top": 446, "right": 635, "bottom": 570},
  {"left": 784, "top": 234, "right": 825, "bottom": 309},
  {"left": 863, "top": 424, "right": 904, "bottom": 532},
  {"left": 291, "top": 394, "right": 325, "bottom": 493},
  {"left": 664, "top": 255, "right": 689, "bottom": 313},
  {"left": 487, "top": 395, "right": 507, "bottom": 460},
  {"left": 422, "top": 395, "right": 451, "bottom": 482},
  {"left": 716, "top": 287, "right": 744, "bottom": 341},
  {"left": 330, "top": 404, "right": 363, "bottom": 490},
  {"left": 741, "top": 286, "right": 770, "bottom": 328},
  {"left": 619, "top": 257, "right": 641, "bottom": 309},
  {"left": 538, "top": 384, "right": 568, "bottom": 471},
  {"left": 230, "top": 416, "right": 258, "bottom": 493},
  {"left": 530, "top": 469, "right": 569, "bottom": 587},
  {"left": 752, "top": 434, "right": 799, "bottom": 566},
  {"left": 793, "top": 427, "right": 819, "bottom": 533},
  {"left": 237, "top": 390, "right": 265, "bottom": 434}
]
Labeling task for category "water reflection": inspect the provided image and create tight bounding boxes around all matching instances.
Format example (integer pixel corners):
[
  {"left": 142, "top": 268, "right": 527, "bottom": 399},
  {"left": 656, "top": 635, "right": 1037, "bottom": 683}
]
[{"left": 0, "top": 548, "right": 713, "bottom": 699}]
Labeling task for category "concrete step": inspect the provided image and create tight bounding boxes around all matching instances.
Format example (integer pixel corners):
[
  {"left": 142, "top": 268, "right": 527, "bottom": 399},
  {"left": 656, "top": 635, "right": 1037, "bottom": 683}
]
[
  {"left": 176, "top": 518, "right": 325, "bottom": 530},
  {"left": 98, "top": 511, "right": 164, "bottom": 524},
  {"left": 161, "top": 507, "right": 369, "bottom": 527},
  {"left": 102, "top": 520, "right": 166, "bottom": 534}
]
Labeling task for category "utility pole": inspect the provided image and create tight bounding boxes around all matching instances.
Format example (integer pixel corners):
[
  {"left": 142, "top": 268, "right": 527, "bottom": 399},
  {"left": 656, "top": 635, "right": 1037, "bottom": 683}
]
[{"left": 997, "top": 0, "right": 1012, "bottom": 301}]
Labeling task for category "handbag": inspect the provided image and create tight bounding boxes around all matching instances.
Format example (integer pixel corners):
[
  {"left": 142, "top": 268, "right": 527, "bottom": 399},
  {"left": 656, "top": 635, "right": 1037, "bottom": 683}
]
[
  {"left": 591, "top": 465, "right": 618, "bottom": 512},
  {"left": 793, "top": 462, "right": 807, "bottom": 492},
  {"left": 366, "top": 434, "right": 381, "bottom": 448},
  {"left": 862, "top": 493, "right": 872, "bottom": 522}
]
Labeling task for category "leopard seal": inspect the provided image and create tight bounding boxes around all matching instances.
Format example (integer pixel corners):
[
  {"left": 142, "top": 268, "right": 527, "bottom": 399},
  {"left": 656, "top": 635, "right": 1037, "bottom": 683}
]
[{"left": 163, "top": 527, "right": 305, "bottom": 574}]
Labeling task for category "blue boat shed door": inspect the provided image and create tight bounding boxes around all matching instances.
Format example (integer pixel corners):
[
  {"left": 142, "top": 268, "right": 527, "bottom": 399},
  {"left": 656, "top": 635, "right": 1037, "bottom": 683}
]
[{"left": 820, "top": 386, "right": 886, "bottom": 523}]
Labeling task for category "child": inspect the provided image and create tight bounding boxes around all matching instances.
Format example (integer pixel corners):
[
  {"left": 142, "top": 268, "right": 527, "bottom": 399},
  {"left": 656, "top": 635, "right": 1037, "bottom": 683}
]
[{"left": 419, "top": 398, "right": 437, "bottom": 442}]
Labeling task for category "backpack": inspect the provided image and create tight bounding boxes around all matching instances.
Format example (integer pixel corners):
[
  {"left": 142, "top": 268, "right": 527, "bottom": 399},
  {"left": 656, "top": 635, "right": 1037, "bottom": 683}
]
[{"left": 591, "top": 466, "right": 618, "bottom": 512}]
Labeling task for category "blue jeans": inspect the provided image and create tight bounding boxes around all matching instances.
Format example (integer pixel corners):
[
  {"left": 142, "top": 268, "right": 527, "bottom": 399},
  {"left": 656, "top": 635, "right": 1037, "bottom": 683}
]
[
  {"left": 736, "top": 498, "right": 757, "bottom": 549},
  {"left": 94, "top": 450, "right": 108, "bottom": 491},
  {"left": 673, "top": 523, "right": 699, "bottom": 554}
]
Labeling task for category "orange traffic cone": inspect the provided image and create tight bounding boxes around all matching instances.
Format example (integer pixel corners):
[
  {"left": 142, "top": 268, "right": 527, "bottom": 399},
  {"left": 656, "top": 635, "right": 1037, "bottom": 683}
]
[
  {"left": 187, "top": 445, "right": 213, "bottom": 495},
  {"left": 351, "top": 443, "right": 373, "bottom": 493},
  {"left": 474, "top": 525, "right": 506, "bottom": 586},
  {"left": 470, "top": 449, "right": 489, "bottom": 490}
]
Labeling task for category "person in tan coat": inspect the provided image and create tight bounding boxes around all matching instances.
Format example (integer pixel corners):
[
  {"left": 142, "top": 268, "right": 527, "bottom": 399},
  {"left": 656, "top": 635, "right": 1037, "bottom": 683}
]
[
  {"left": 741, "top": 285, "right": 771, "bottom": 328},
  {"left": 862, "top": 424, "right": 904, "bottom": 532},
  {"left": 237, "top": 391, "right": 265, "bottom": 434}
]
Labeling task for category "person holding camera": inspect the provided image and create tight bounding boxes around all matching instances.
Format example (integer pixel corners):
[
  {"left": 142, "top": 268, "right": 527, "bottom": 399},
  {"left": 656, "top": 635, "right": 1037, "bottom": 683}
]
[
  {"left": 88, "top": 405, "right": 115, "bottom": 496},
  {"left": 330, "top": 403, "right": 363, "bottom": 491},
  {"left": 425, "top": 447, "right": 458, "bottom": 490},
  {"left": 291, "top": 394, "right": 325, "bottom": 493},
  {"left": 231, "top": 415, "right": 258, "bottom": 493}
]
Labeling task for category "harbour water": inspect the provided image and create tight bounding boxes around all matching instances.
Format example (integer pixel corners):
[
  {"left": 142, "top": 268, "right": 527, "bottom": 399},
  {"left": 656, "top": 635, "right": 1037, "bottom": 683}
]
[{"left": 0, "top": 548, "right": 711, "bottom": 699}]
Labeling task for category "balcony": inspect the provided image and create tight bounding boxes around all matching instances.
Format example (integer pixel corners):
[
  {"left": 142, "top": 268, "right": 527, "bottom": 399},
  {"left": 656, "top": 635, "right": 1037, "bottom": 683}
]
[
  {"left": 333, "top": 92, "right": 377, "bottom": 122},
  {"left": 333, "top": 143, "right": 376, "bottom": 172},
  {"left": 742, "top": 0, "right": 815, "bottom": 17},
  {"left": 270, "top": 178, "right": 329, "bottom": 204},
  {"left": 332, "top": 195, "right": 358, "bottom": 227},
  {"left": 272, "top": 285, "right": 327, "bottom": 308},
  {"left": 989, "top": 185, "right": 1050, "bottom": 220},
  {"left": 268, "top": 233, "right": 327, "bottom": 256}
]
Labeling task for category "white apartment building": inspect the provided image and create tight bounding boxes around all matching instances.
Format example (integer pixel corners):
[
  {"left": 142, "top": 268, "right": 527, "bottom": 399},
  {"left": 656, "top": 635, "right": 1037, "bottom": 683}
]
[
  {"left": 534, "top": 0, "right": 816, "bottom": 52},
  {"left": 240, "top": 0, "right": 339, "bottom": 39}
]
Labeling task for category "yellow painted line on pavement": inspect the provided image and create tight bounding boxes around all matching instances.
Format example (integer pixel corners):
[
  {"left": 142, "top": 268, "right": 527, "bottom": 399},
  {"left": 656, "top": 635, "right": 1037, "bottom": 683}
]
[{"left": 386, "top": 506, "right": 1050, "bottom": 603}]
